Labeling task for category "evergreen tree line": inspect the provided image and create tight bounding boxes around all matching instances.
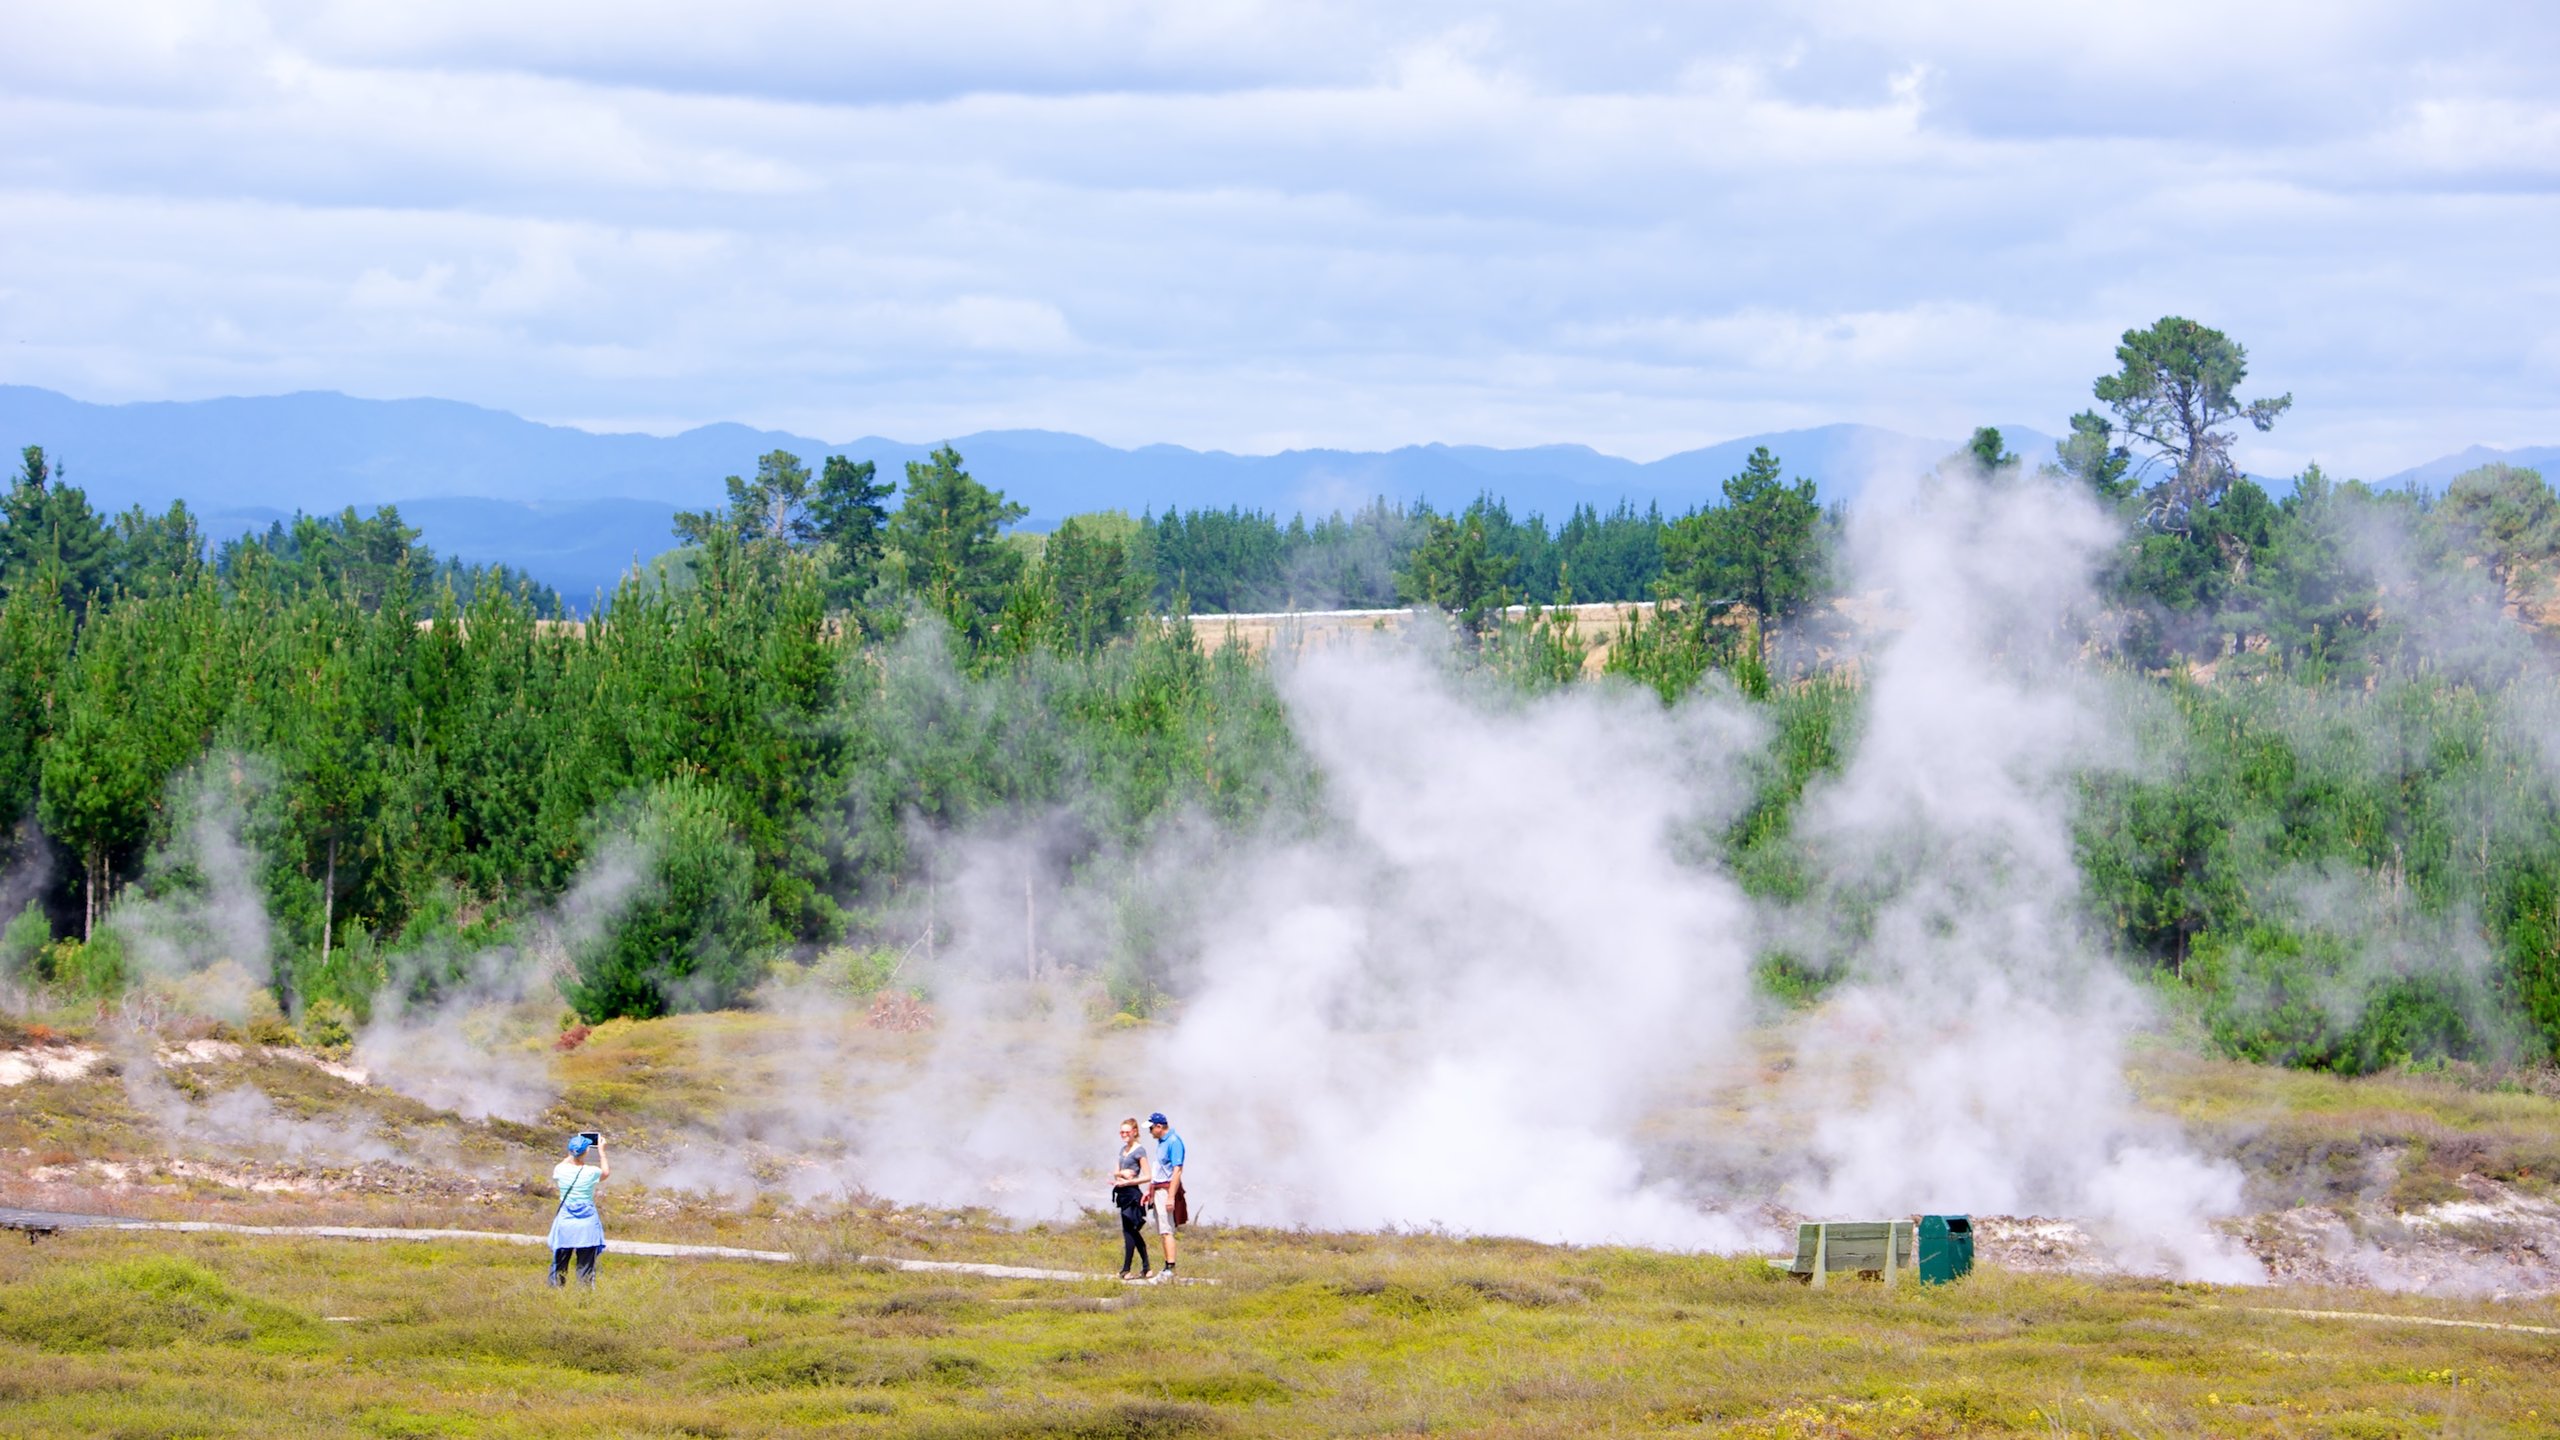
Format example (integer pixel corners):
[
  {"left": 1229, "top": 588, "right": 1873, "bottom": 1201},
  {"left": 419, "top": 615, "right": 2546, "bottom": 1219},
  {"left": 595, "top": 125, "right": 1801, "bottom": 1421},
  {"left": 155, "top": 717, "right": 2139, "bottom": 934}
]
[
  {"left": 1141, "top": 495, "right": 1675, "bottom": 613},
  {"left": 0, "top": 443, "right": 1309, "bottom": 1026},
  {"left": 7, "top": 316, "right": 2560, "bottom": 1075},
  {"left": 0, "top": 446, "right": 568, "bottom": 621}
]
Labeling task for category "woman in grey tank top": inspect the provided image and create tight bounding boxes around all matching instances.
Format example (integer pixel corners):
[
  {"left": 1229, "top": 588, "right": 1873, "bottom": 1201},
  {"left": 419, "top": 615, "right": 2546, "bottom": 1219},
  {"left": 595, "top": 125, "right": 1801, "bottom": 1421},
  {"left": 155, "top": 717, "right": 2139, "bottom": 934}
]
[{"left": 1111, "top": 1117, "right": 1151, "bottom": 1279}]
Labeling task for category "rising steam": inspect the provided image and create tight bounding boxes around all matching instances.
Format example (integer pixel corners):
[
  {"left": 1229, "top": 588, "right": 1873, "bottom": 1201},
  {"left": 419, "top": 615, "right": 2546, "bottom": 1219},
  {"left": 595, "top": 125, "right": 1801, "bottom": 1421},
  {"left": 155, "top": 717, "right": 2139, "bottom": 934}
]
[
  {"left": 76, "top": 466, "right": 2278, "bottom": 1280},
  {"left": 597, "top": 466, "right": 2261, "bottom": 1278}
]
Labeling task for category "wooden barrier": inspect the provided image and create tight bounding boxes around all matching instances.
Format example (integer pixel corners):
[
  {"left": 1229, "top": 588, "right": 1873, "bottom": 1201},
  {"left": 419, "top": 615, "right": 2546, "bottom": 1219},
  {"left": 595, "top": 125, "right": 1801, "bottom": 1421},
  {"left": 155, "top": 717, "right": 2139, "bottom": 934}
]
[{"left": 1781, "top": 1220, "right": 1916, "bottom": 1287}]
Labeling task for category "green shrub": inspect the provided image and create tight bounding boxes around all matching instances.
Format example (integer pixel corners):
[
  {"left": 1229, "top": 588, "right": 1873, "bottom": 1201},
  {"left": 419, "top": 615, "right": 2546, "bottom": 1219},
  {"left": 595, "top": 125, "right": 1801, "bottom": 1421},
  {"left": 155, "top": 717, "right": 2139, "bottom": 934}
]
[
  {"left": 700, "top": 1337, "right": 929, "bottom": 1390},
  {"left": 0, "top": 900, "right": 47, "bottom": 981},
  {"left": 1144, "top": 1372, "right": 1294, "bottom": 1404},
  {"left": 382, "top": 880, "right": 521, "bottom": 1005},
  {"left": 280, "top": 919, "right": 387, "bottom": 1025},
  {"left": 2495, "top": 861, "right": 2560, "bottom": 1063},
  {"left": 0, "top": 1256, "right": 325, "bottom": 1354},
  {"left": 808, "top": 943, "right": 906, "bottom": 998},
  {"left": 44, "top": 929, "right": 129, "bottom": 998},
  {"left": 563, "top": 775, "right": 776, "bottom": 1023},
  {"left": 298, "top": 996, "right": 356, "bottom": 1055},
  {"left": 2192, "top": 924, "right": 2485, "bottom": 1075}
]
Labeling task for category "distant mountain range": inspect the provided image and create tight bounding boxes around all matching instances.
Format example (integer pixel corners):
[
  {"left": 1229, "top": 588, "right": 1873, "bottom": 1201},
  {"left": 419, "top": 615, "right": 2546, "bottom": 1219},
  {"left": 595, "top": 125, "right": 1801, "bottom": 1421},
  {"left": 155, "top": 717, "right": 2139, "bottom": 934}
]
[
  {"left": 0, "top": 384, "right": 2543, "bottom": 602},
  {"left": 2371, "top": 444, "right": 2560, "bottom": 490}
]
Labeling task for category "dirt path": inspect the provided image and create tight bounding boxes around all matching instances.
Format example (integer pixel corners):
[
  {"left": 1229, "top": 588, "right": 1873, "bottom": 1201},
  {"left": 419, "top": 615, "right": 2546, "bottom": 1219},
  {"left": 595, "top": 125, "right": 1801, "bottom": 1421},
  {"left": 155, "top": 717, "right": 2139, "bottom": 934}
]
[
  {"left": 2217, "top": 1304, "right": 2560, "bottom": 1337},
  {"left": 2, "top": 1205, "right": 1111, "bottom": 1279}
]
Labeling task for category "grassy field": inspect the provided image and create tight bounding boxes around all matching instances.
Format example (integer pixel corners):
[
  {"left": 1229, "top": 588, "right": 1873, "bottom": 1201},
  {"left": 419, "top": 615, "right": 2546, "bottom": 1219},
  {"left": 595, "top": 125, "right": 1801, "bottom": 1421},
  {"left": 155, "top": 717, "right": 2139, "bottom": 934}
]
[
  {"left": 8, "top": 1009, "right": 2560, "bottom": 1435},
  {"left": 1, "top": 1219, "right": 2553, "bottom": 1439}
]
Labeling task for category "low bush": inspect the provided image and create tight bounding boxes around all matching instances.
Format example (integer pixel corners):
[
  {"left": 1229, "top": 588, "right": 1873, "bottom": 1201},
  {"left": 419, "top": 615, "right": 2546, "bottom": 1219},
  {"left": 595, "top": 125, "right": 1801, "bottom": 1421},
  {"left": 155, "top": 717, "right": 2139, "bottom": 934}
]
[
  {"left": 0, "top": 1256, "right": 325, "bottom": 1355},
  {"left": 0, "top": 900, "right": 48, "bottom": 981},
  {"left": 699, "top": 1337, "right": 929, "bottom": 1390},
  {"left": 563, "top": 776, "right": 776, "bottom": 1023},
  {"left": 298, "top": 996, "right": 356, "bottom": 1056}
]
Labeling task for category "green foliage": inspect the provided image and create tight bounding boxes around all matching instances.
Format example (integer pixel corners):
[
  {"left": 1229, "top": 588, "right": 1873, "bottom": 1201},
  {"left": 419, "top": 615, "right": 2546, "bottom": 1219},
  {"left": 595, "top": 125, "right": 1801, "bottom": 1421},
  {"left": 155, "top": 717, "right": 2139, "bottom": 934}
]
[
  {"left": 1601, "top": 605, "right": 1764, "bottom": 704},
  {"left": 1553, "top": 500, "right": 1665, "bottom": 602},
  {"left": 1964, "top": 426, "right": 2019, "bottom": 476},
  {"left": 379, "top": 881, "right": 519, "bottom": 1001},
  {"left": 2188, "top": 924, "right": 2483, "bottom": 1076},
  {"left": 0, "top": 446, "right": 119, "bottom": 616},
  {"left": 1399, "top": 508, "right": 1510, "bottom": 637},
  {"left": 1045, "top": 514, "right": 1153, "bottom": 653},
  {"left": 0, "top": 578, "right": 76, "bottom": 860},
  {"left": 563, "top": 776, "right": 776, "bottom": 1023},
  {"left": 213, "top": 504, "right": 563, "bottom": 615},
  {"left": 1478, "top": 600, "right": 1593, "bottom": 691},
  {"left": 1144, "top": 497, "right": 1658, "bottom": 612},
  {"left": 2433, "top": 462, "right": 2560, "bottom": 601},
  {"left": 670, "top": 448, "right": 902, "bottom": 620},
  {"left": 214, "top": 505, "right": 422, "bottom": 610},
  {"left": 2493, "top": 858, "right": 2560, "bottom": 1058},
  {"left": 1724, "top": 673, "right": 1858, "bottom": 894},
  {"left": 2242, "top": 466, "right": 2387, "bottom": 680},
  {"left": 107, "top": 498, "right": 205, "bottom": 599},
  {"left": 812, "top": 454, "right": 896, "bottom": 607},
  {"left": 21, "top": 328, "right": 2560, "bottom": 1073},
  {"left": 2075, "top": 673, "right": 2560, "bottom": 1064},
  {"left": 2055, "top": 409, "right": 2135, "bottom": 503},
  {"left": 2092, "top": 316, "right": 2293, "bottom": 532},
  {"left": 37, "top": 583, "right": 227, "bottom": 936},
  {"left": 298, "top": 995, "right": 356, "bottom": 1055},
  {"left": 0, "top": 1256, "right": 326, "bottom": 1355},
  {"left": 0, "top": 901, "right": 48, "bottom": 981},
  {"left": 1147, "top": 505, "right": 1290, "bottom": 611},
  {"left": 805, "top": 943, "right": 908, "bottom": 998},
  {"left": 1657, "top": 446, "right": 1824, "bottom": 648},
  {"left": 676, "top": 449, "right": 818, "bottom": 548},
  {"left": 888, "top": 447, "right": 1029, "bottom": 646},
  {"left": 48, "top": 930, "right": 128, "bottom": 997},
  {"left": 2108, "top": 476, "right": 2279, "bottom": 667}
]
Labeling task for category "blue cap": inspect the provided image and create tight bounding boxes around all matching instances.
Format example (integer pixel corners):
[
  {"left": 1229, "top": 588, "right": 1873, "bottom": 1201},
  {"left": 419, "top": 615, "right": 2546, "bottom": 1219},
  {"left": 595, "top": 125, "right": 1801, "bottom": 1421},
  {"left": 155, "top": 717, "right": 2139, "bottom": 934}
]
[
  {"left": 566, "top": 1134, "right": 591, "bottom": 1156},
  {"left": 1148, "top": 1113, "right": 1169, "bottom": 1126}
]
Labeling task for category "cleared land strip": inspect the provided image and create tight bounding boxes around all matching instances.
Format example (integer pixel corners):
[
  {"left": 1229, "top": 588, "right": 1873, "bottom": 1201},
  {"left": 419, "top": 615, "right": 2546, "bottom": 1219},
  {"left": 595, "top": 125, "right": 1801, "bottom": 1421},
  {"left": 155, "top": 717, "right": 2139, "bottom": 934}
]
[
  {"left": 112, "top": 1221, "right": 797, "bottom": 1263},
  {"left": 2219, "top": 1304, "right": 2560, "bottom": 1337},
  {"left": 3, "top": 1206, "right": 1102, "bottom": 1279}
]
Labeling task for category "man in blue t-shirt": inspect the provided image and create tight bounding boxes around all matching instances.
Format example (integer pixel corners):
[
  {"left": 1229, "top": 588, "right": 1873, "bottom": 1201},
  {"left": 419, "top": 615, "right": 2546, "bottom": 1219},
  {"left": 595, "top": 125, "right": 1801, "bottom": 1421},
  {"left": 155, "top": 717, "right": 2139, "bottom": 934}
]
[{"left": 1145, "top": 1112, "right": 1187, "bottom": 1277}]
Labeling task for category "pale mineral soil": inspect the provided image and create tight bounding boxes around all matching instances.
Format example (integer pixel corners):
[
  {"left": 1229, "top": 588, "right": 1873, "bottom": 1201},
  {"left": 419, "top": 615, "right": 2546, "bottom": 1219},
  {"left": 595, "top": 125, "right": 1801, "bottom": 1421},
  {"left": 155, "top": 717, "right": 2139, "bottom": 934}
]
[{"left": 5, "top": 1009, "right": 2558, "bottom": 1296}]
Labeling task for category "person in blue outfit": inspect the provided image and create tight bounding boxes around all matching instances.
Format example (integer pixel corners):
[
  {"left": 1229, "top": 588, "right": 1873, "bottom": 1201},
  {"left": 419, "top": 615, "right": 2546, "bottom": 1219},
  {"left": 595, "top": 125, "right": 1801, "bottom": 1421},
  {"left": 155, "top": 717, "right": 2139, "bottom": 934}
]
[
  {"left": 548, "top": 1133, "right": 609, "bottom": 1287},
  {"left": 1145, "top": 1112, "right": 1186, "bottom": 1278}
]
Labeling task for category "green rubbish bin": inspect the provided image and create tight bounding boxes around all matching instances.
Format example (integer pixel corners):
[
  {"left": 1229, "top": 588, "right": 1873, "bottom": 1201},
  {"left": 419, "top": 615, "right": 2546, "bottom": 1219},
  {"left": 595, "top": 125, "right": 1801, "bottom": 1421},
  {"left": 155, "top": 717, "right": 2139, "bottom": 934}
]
[{"left": 1915, "top": 1215, "right": 1974, "bottom": 1284}]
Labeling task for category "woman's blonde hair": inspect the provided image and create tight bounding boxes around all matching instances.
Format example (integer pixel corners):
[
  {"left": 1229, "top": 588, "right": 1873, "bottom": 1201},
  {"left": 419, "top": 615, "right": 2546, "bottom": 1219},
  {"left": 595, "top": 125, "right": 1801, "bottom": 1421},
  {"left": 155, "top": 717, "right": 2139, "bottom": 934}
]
[{"left": 1119, "top": 1116, "right": 1141, "bottom": 1134}]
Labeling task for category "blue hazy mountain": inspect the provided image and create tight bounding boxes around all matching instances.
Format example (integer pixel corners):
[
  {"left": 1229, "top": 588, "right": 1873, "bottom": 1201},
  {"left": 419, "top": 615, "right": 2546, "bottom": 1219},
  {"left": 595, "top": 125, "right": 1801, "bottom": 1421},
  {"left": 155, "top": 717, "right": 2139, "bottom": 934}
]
[
  {"left": 0, "top": 384, "right": 2088, "bottom": 593},
  {"left": 2377, "top": 444, "right": 2560, "bottom": 491}
]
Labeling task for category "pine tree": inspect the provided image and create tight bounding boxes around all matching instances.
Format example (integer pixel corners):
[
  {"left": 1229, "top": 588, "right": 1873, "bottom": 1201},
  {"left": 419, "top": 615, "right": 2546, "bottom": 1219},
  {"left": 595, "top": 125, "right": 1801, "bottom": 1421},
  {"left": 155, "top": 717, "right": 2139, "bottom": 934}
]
[{"left": 886, "top": 447, "right": 1027, "bottom": 646}]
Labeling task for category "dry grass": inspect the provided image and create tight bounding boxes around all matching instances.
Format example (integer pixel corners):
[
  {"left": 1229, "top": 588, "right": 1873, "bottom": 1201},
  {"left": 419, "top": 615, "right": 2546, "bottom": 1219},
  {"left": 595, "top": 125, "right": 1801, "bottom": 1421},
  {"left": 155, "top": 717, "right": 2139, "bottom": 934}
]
[
  {"left": 10, "top": 1009, "right": 2560, "bottom": 1434},
  {"left": 2131, "top": 1047, "right": 2560, "bottom": 1208},
  {"left": 2, "top": 1221, "right": 2556, "bottom": 1438}
]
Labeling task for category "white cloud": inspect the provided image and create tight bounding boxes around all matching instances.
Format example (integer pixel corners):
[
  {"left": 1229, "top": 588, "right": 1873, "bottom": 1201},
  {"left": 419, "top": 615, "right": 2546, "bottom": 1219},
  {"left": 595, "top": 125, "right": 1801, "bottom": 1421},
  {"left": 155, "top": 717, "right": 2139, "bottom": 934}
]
[{"left": 0, "top": 0, "right": 2556, "bottom": 471}]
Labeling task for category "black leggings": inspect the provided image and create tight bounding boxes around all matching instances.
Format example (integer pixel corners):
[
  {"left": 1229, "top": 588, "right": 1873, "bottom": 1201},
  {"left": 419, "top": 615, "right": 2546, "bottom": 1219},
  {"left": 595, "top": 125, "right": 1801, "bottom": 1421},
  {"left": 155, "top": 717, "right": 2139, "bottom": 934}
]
[
  {"left": 1113, "top": 1186, "right": 1150, "bottom": 1274},
  {"left": 549, "top": 1245, "right": 601, "bottom": 1287}
]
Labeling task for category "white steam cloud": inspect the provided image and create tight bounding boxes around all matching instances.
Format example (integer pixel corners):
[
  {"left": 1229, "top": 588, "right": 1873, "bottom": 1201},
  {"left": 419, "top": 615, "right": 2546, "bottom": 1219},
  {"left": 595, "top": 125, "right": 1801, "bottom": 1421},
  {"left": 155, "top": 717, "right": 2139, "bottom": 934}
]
[
  {"left": 110, "top": 758, "right": 277, "bottom": 1024},
  {"left": 1138, "top": 651, "right": 1767, "bottom": 1245},
  {"left": 1775, "top": 471, "right": 2257, "bottom": 1280},
  {"left": 355, "top": 836, "right": 652, "bottom": 1123},
  {"left": 73, "top": 465, "right": 2275, "bottom": 1282},
  {"left": 734, "top": 467, "right": 2261, "bottom": 1277}
]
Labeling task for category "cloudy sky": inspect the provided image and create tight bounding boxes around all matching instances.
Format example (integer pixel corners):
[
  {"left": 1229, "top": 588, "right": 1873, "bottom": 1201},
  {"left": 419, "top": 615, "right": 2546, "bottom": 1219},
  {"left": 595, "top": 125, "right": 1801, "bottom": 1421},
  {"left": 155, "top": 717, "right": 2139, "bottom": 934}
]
[{"left": 3, "top": 1, "right": 2554, "bottom": 472}]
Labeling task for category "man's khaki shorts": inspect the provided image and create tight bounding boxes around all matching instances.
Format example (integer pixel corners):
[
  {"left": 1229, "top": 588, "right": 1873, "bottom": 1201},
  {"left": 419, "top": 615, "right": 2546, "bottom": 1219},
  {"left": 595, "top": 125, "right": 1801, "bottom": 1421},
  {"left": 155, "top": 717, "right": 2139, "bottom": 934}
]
[{"left": 1149, "top": 1187, "right": 1178, "bottom": 1235}]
